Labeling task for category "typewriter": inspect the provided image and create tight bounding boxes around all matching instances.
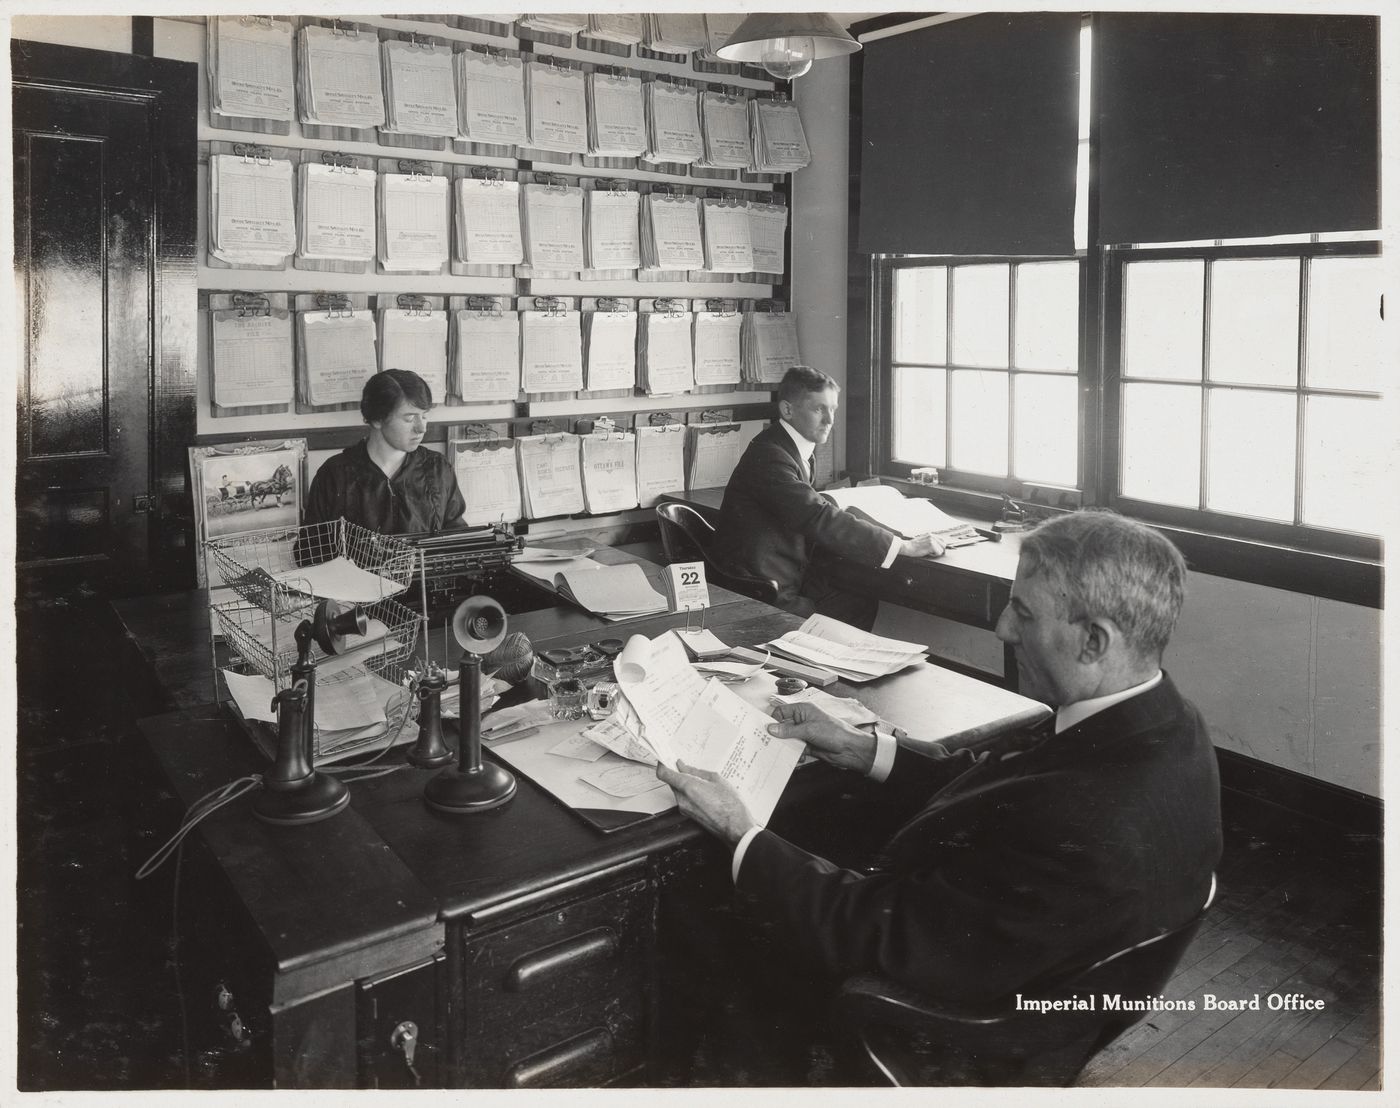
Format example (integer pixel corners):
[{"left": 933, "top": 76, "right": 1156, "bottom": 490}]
[{"left": 401, "top": 522, "right": 526, "bottom": 615}]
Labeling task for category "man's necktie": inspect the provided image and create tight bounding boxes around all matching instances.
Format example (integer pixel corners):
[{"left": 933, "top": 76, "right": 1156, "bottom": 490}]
[{"left": 807, "top": 456, "right": 816, "bottom": 485}]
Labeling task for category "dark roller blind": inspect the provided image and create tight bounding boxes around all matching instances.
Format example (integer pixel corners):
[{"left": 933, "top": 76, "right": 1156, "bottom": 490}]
[
  {"left": 856, "top": 13, "right": 1081, "bottom": 256},
  {"left": 1096, "top": 14, "right": 1379, "bottom": 245}
]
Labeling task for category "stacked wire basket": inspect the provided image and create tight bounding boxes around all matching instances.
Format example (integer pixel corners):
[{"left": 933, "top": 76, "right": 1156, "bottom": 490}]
[{"left": 205, "top": 518, "right": 424, "bottom": 759}]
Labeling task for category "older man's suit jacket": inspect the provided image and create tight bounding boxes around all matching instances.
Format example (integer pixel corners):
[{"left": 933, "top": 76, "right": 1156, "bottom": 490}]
[
  {"left": 710, "top": 422, "right": 896, "bottom": 607},
  {"left": 736, "top": 673, "right": 1221, "bottom": 1006}
]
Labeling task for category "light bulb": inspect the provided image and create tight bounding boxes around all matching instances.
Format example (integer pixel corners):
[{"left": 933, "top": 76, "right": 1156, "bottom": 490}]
[{"left": 758, "top": 35, "right": 816, "bottom": 80}]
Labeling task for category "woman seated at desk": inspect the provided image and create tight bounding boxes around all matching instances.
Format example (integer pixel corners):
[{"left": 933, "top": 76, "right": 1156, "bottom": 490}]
[{"left": 303, "top": 369, "right": 466, "bottom": 536}]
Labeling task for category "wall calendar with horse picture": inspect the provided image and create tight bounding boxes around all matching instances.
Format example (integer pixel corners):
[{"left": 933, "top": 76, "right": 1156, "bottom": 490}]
[{"left": 189, "top": 438, "right": 307, "bottom": 587}]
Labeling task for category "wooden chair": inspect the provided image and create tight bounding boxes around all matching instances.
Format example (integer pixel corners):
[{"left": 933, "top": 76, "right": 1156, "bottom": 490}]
[
  {"left": 833, "top": 877, "right": 1216, "bottom": 1087},
  {"left": 654, "top": 501, "right": 779, "bottom": 605}
]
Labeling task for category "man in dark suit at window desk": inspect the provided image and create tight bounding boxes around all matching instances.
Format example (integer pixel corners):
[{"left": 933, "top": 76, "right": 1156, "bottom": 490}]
[
  {"left": 660, "top": 512, "right": 1221, "bottom": 1079},
  {"left": 711, "top": 366, "right": 944, "bottom": 631}
]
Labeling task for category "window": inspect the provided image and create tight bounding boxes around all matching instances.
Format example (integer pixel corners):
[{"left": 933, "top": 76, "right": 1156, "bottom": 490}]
[
  {"left": 1106, "top": 242, "right": 1383, "bottom": 558},
  {"left": 887, "top": 259, "right": 1081, "bottom": 492}
]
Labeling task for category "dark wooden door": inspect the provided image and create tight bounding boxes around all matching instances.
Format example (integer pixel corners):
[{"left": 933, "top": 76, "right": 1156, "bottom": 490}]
[
  {"left": 13, "top": 81, "right": 154, "bottom": 587},
  {"left": 12, "top": 40, "right": 198, "bottom": 598}
]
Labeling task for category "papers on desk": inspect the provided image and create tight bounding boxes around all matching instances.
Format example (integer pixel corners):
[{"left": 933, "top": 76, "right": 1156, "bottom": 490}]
[
  {"left": 773, "top": 685, "right": 882, "bottom": 729},
  {"left": 554, "top": 562, "right": 667, "bottom": 620},
  {"left": 822, "top": 485, "right": 985, "bottom": 547},
  {"left": 614, "top": 633, "right": 803, "bottom": 826},
  {"left": 768, "top": 614, "right": 928, "bottom": 683},
  {"left": 271, "top": 556, "right": 405, "bottom": 603}
]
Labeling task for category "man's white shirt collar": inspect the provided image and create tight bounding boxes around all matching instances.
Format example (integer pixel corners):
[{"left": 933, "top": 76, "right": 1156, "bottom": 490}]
[
  {"left": 778, "top": 418, "right": 816, "bottom": 465},
  {"left": 1055, "top": 671, "right": 1163, "bottom": 734}
]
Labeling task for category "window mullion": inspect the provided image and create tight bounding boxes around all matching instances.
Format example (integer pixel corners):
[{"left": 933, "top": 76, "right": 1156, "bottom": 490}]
[
  {"left": 1198, "top": 260, "right": 1212, "bottom": 512},
  {"left": 1294, "top": 257, "right": 1310, "bottom": 526}
]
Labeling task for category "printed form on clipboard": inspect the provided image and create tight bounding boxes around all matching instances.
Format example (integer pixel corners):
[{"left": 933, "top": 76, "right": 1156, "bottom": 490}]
[{"left": 822, "top": 485, "right": 985, "bottom": 548}]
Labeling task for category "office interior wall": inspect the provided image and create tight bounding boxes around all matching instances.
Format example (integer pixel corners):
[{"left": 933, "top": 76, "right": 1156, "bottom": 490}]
[
  {"left": 11, "top": 16, "right": 133, "bottom": 55},
  {"left": 792, "top": 57, "right": 851, "bottom": 474}
]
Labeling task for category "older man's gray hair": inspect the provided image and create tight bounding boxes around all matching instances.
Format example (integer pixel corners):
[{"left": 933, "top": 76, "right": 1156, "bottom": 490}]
[{"left": 1019, "top": 510, "right": 1187, "bottom": 661}]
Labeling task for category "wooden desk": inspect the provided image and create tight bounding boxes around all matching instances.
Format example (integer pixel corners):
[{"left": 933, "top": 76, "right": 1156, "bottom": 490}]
[
  {"left": 125, "top": 590, "right": 1045, "bottom": 1088},
  {"left": 667, "top": 487, "right": 1024, "bottom": 687}
]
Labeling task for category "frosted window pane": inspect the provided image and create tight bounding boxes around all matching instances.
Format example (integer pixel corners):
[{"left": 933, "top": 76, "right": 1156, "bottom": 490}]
[
  {"left": 1307, "top": 257, "right": 1385, "bottom": 392},
  {"left": 1121, "top": 383, "right": 1201, "bottom": 507},
  {"left": 892, "top": 267, "right": 947, "bottom": 364},
  {"left": 1123, "top": 260, "right": 1203, "bottom": 381},
  {"left": 1303, "top": 396, "right": 1383, "bottom": 533},
  {"left": 1206, "top": 388, "right": 1296, "bottom": 521},
  {"left": 1013, "top": 374, "right": 1078, "bottom": 487},
  {"left": 1015, "top": 261, "right": 1079, "bottom": 371},
  {"left": 951, "top": 264, "right": 1009, "bottom": 368},
  {"left": 949, "top": 370, "right": 1008, "bottom": 476},
  {"left": 892, "top": 366, "right": 946, "bottom": 466},
  {"left": 1208, "top": 258, "right": 1299, "bottom": 386}
]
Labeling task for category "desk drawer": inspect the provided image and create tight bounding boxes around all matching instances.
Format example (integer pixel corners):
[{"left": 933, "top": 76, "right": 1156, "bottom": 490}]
[{"left": 452, "top": 878, "right": 652, "bottom": 1087}]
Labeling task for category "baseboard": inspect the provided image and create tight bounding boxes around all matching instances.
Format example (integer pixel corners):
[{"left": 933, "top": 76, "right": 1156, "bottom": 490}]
[{"left": 1216, "top": 748, "right": 1381, "bottom": 841}]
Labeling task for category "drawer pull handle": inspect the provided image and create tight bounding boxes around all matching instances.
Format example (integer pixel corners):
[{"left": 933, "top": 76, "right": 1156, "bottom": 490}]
[
  {"left": 505, "top": 1028, "right": 613, "bottom": 1088},
  {"left": 506, "top": 928, "right": 618, "bottom": 991}
]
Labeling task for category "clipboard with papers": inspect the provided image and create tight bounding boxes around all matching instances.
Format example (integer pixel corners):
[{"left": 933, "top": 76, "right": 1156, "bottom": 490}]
[{"left": 822, "top": 485, "right": 986, "bottom": 548}]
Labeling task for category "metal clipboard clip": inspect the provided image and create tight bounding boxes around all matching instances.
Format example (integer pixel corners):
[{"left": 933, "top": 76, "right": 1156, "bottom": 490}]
[
  {"left": 471, "top": 165, "right": 505, "bottom": 187},
  {"left": 466, "top": 294, "right": 503, "bottom": 318},
  {"left": 320, "top": 150, "right": 357, "bottom": 173},
  {"left": 231, "top": 293, "right": 271, "bottom": 318},
  {"left": 534, "top": 172, "right": 569, "bottom": 192},
  {"left": 396, "top": 293, "right": 431, "bottom": 317},
  {"left": 534, "top": 296, "right": 568, "bottom": 318},
  {"left": 705, "top": 298, "right": 738, "bottom": 317},
  {"left": 397, "top": 159, "right": 433, "bottom": 181},
  {"left": 234, "top": 142, "right": 273, "bottom": 166},
  {"left": 316, "top": 292, "right": 353, "bottom": 319}
]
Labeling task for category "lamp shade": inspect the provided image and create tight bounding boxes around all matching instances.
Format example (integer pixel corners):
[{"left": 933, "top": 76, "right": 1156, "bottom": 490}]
[{"left": 715, "top": 12, "right": 861, "bottom": 65}]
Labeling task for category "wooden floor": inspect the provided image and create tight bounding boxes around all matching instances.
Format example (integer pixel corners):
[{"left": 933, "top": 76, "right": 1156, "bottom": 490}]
[
  {"left": 15, "top": 594, "right": 1384, "bottom": 1091},
  {"left": 1077, "top": 796, "right": 1381, "bottom": 1089}
]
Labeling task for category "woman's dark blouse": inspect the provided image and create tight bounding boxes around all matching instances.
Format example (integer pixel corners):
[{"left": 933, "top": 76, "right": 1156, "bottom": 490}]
[{"left": 303, "top": 441, "right": 466, "bottom": 534}]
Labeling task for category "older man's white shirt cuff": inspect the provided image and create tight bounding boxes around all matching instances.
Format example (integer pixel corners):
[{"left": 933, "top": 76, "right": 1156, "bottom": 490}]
[
  {"left": 731, "top": 825, "right": 765, "bottom": 883},
  {"left": 868, "top": 728, "right": 897, "bottom": 782},
  {"left": 880, "top": 535, "right": 901, "bottom": 569}
]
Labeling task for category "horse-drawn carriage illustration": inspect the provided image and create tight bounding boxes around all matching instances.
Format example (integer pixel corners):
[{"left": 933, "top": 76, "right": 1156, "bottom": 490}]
[{"left": 218, "top": 464, "right": 295, "bottom": 510}]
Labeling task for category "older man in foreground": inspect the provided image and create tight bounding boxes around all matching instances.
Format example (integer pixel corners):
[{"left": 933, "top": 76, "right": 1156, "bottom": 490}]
[{"left": 659, "top": 510, "right": 1221, "bottom": 1014}]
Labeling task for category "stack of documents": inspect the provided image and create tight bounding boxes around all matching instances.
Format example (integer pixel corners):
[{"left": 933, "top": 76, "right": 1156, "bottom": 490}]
[
  {"left": 586, "top": 72, "right": 648, "bottom": 158},
  {"left": 518, "top": 13, "right": 588, "bottom": 36},
  {"left": 645, "top": 81, "right": 705, "bottom": 165},
  {"left": 516, "top": 433, "right": 586, "bottom": 518},
  {"left": 750, "top": 99, "right": 812, "bottom": 173},
  {"left": 380, "top": 39, "right": 459, "bottom": 138},
  {"left": 296, "top": 163, "right": 377, "bottom": 264},
  {"left": 297, "top": 309, "right": 378, "bottom": 406},
  {"left": 641, "top": 192, "right": 705, "bottom": 271},
  {"left": 527, "top": 60, "right": 589, "bottom": 154},
  {"left": 639, "top": 309, "right": 696, "bottom": 396},
  {"left": 741, "top": 309, "right": 801, "bottom": 384},
  {"left": 584, "top": 186, "right": 642, "bottom": 271},
  {"left": 455, "top": 50, "right": 528, "bottom": 146},
  {"left": 823, "top": 486, "right": 986, "bottom": 547},
  {"left": 748, "top": 201, "right": 789, "bottom": 275},
  {"left": 687, "top": 423, "right": 744, "bottom": 490},
  {"left": 520, "top": 306, "right": 584, "bottom": 393},
  {"left": 692, "top": 305, "right": 744, "bottom": 386},
  {"left": 611, "top": 632, "right": 804, "bottom": 825},
  {"left": 211, "top": 306, "right": 294, "bottom": 408},
  {"left": 209, "top": 16, "right": 294, "bottom": 122},
  {"left": 378, "top": 171, "right": 450, "bottom": 272},
  {"left": 209, "top": 155, "right": 297, "bottom": 267},
  {"left": 635, "top": 425, "right": 687, "bottom": 507},
  {"left": 701, "top": 198, "right": 755, "bottom": 273},
  {"left": 453, "top": 441, "right": 523, "bottom": 526},
  {"left": 643, "top": 14, "right": 709, "bottom": 55},
  {"left": 555, "top": 562, "right": 668, "bottom": 620},
  {"left": 297, "top": 24, "right": 385, "bottom": 129},
  {"left": 700, "top": 14, "right": 745, "bottom": 61},
  {"left": 768, "top": 614, "right": 928, "bottom": 683},
  {"left": 454, "top": 177, "right": 524, "bottom": 265},
  {"left": 580, "top": 431, "right": 640, "bottom": 514},
  {"left": 522, "top": 182, "right": 586, "bottom": 271},
  {"left": 583, "top": 307, "right": 638, "bottom": 391},
  {"left": 699, "top": 91, "right": 752, "bottom": 170},
  {"left": 377, "top": 305, "right": 447, "bottom": 398},
  {"left": 454, "top": 306, "right": 520, "bottom": 401},
  {"left": 586, "top": 13, "right": 644, "bottom": 45}
]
